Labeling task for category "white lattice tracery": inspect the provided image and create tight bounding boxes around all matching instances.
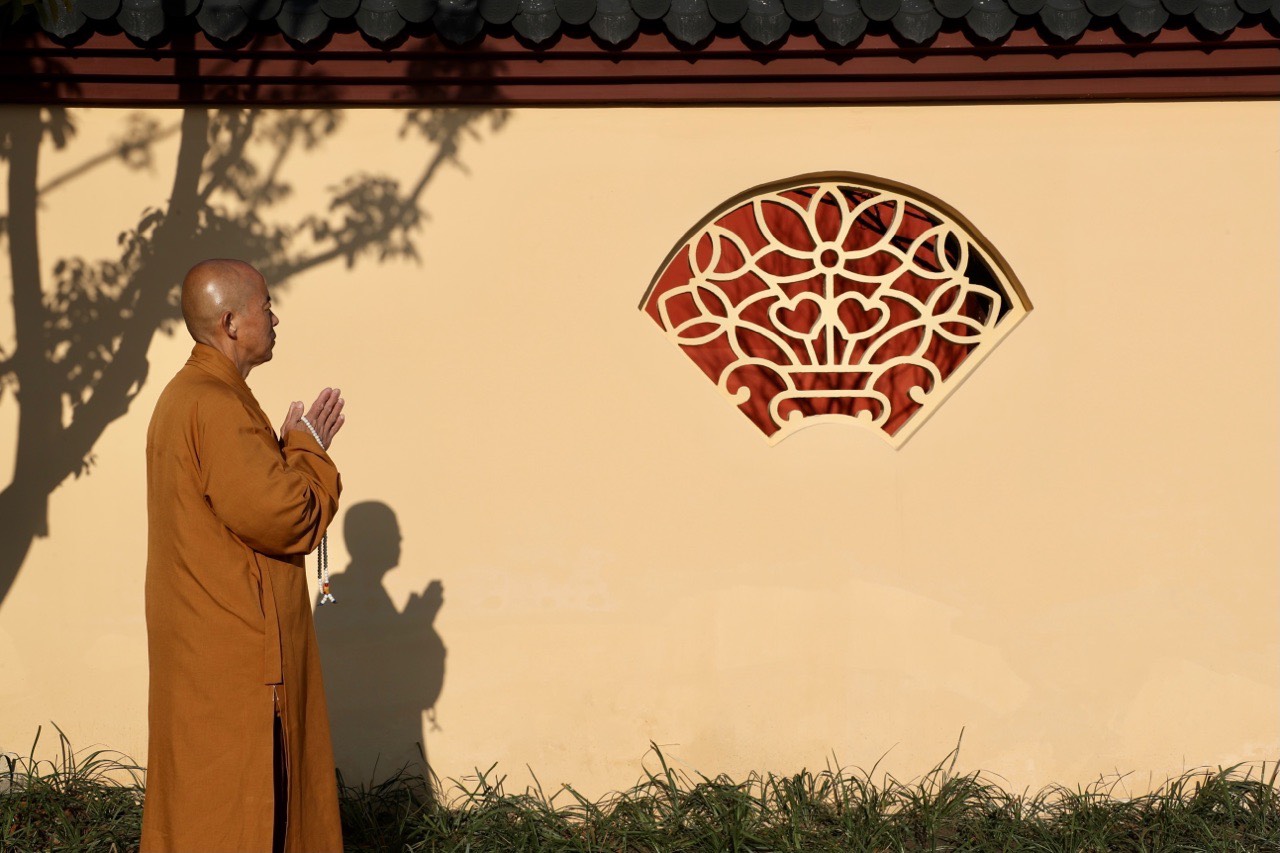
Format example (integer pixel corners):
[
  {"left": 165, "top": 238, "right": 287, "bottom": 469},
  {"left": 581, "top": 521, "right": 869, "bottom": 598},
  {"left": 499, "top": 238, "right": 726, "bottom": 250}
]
[{"left": 642, "top": 176, "right": 1030, "bottom": 447}]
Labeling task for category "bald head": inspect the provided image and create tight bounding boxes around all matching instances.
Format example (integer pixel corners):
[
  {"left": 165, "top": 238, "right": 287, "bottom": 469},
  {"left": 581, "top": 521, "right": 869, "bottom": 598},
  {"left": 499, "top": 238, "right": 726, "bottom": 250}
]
[
  {"left": 181, "top": 259, "right": 278, "bottom": 377},
  {"left": 181, "top": 259, "right": 264, "bottom": 344}
]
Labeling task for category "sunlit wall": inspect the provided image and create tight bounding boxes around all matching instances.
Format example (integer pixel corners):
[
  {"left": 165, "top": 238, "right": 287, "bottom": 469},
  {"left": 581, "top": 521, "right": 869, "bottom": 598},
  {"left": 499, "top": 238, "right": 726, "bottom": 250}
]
[{"left": 0, "top": 103, "right": 1276, "bottom": 797}]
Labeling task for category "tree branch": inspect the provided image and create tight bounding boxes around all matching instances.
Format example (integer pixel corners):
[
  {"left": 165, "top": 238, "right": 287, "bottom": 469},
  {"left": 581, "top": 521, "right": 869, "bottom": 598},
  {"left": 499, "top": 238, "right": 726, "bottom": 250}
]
[
  {"left": 264, "top": 129, "right": 457, "bottom": 285},
  {"left": 61, "top": 108, "right": 212, "bottom": 465},
  {"left": 197, "top": 108, "right": 258, "bottom": 206},
  {"left": 5, "top": 110, "right": 47, "bottom": 392},
  {"left": 37, "top": 120, "right": 181, "bottom": 198}
]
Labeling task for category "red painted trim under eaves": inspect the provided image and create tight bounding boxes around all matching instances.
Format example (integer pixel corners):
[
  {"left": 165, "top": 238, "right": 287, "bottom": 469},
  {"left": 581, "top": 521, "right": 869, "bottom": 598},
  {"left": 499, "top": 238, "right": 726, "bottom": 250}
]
[{"left": 0, "top": 25, "right": 1277, "bottom": 105}]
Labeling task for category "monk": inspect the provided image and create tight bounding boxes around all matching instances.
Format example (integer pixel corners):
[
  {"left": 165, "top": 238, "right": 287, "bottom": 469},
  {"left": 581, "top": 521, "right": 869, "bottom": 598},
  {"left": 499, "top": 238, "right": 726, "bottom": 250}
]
[{"left": 142, "top": 259, "right": 346, "bottom": 852}]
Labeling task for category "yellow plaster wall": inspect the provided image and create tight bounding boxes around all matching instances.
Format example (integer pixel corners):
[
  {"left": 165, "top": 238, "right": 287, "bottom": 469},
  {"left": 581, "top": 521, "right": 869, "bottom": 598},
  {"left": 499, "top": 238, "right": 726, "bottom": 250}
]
[{"left": 0, "top": 102, "right": 1276, "bottom": 796}]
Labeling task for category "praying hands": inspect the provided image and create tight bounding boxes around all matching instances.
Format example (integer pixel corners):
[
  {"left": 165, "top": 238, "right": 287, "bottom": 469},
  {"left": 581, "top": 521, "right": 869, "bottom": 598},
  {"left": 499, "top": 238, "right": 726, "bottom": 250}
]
[{"left": 281, "top": 387, "right": 346, "bottom": 450}]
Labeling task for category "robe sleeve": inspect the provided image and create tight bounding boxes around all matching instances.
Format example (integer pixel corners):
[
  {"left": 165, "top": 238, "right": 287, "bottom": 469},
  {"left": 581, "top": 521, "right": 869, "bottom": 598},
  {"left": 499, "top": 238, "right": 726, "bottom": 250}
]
[{"left": 198, "top": 392, "right": 342, "bottom": 557}]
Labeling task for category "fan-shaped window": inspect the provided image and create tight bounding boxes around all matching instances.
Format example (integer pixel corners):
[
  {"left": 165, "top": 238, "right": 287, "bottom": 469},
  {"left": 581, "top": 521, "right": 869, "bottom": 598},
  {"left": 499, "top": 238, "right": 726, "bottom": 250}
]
[{"left": 640, "top": 174, "right": 1031, "bottom": 447}]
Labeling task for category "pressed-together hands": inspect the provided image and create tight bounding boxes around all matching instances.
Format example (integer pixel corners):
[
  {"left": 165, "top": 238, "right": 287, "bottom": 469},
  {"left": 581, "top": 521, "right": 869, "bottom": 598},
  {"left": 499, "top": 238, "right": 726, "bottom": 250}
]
[{"left": 281, "top": 388, "right": 346, "bottom": 450}]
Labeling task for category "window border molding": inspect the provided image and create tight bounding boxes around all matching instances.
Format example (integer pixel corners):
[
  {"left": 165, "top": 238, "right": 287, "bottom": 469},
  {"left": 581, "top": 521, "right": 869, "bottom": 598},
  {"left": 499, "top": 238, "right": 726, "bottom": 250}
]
[{"left": 640, "top": 172, "right": 1033, "bottom": 448}]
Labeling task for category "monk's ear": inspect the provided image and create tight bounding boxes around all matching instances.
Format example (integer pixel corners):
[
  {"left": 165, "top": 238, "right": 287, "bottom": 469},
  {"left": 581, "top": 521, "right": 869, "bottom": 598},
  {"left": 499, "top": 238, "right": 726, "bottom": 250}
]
[{"left": 221, "top": 310, "right": 237, "bottom": 340}]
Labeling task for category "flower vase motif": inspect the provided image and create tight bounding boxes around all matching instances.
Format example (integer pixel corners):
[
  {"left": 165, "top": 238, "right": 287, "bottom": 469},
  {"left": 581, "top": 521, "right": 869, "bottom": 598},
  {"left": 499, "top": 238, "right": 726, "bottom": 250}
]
[{"left": 641, "top": 174, "right": 1032, "bottom": 447}]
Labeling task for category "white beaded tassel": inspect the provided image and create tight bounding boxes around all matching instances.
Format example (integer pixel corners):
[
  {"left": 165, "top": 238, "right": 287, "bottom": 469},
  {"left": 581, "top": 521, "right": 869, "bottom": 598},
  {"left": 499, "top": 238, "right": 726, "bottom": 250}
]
[{"left": 298, "top": 414, "right": 335, "bottom": 605}]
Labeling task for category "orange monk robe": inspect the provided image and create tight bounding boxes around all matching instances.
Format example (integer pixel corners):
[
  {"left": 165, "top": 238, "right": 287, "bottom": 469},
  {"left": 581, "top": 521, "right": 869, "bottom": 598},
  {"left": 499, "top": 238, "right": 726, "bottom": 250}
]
[{"left": 142, "top": 344, "right": 343, "bottom": 853}]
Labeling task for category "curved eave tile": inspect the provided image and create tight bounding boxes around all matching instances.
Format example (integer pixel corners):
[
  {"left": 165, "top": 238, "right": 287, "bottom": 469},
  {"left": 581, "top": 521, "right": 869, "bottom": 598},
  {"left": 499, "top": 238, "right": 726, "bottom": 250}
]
[
  {"left": 893, "top": 0, "right": 943, "bottom": 40},
  {"left": 38, "top": 0, "right": 89, "bottom": 38},
  {"left": 742, "top": 0, "right": 791, "bottom": 44},
  {"left": 79, "top": 0, "right": 122, "bottom": 20},
  {"left": 435, "top": 0, "right": 484, "bottom": 42},
  {"left": 631, "top": 0, "right": 670, "bottom": 17},
  {"left": 244, "top": 0, "right": 285, "bottom": 21},
  {"left": 1194, "top": 0, "right": 1243, "bottom": 29},
  {"left": 513, "top": 0, "right": 561, "bottom": 42},
  {"left": 355, "top": 0, "right": 408, "bottom": 42},
  {"left": 784, "top": 0, "right": 822, "bottom": 18},
  {"left": 479, "top": 0, "right": 521, "bottom": 22},
  {"left": 116, "top": 0, "right": 166, "bottom": 40},
  {"left": 196, "top": 0, "right": 251, "bottom": 41},
  {"left": 709, "top": 0, "right": 747, "bottom": 22},
  {"left": 967, "top": 0, "right": 1016, "bottom": 38},
  {"left": 664, "top": 0, "right": 716, "bottom": 45},
  {"left": 592, "top": 0, "right": 640, "bottom": 42},
  {"left": 556, "top": 0, "right": 596, "bottom": 22},
  {"left": 19, "top": 0, "right": 1275, "bottom": 51},
  {"left": 321, "top": 0, "right": 360, "bottom": 15},
  {"left": 1039, "top": 0, "right": 1090, "bottom": 37},
  {"left": 814, "top": 0, "right": 868, "bottom": 41},
  {"left": 1117, "top": 0, "right": 1169, "bottom": 33},
  {"left": 278, "top": 0, "right": 332, "bottom": 41},
  {"left": 399, "top": 0, "right": 438, "bottom": 21}
]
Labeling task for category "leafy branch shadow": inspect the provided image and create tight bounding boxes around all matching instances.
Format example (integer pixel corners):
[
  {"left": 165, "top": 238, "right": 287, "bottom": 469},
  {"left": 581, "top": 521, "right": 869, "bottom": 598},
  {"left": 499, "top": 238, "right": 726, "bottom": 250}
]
[{"left": 0, "top": 101, "right": 508, "bottom": 606}]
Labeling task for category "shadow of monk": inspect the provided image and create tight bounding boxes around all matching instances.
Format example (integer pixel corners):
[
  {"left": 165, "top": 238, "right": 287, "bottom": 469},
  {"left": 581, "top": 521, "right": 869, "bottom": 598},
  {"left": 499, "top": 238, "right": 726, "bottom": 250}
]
[{"left": 315, "top": 502, "right": 446, "bottom": 787}]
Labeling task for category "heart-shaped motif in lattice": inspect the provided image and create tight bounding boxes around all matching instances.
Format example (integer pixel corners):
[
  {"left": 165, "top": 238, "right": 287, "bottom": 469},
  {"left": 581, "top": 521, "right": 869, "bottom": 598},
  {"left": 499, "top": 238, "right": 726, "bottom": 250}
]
[{"left": 641, "top": 173, "right": 1032, "bottom": 447}]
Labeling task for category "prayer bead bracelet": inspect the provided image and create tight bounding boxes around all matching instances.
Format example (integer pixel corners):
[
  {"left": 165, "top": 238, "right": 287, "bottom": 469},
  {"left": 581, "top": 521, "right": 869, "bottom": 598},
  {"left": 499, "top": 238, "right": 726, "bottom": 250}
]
[{"left": 298, "top": 414, "right": 335, "bottom": 606}]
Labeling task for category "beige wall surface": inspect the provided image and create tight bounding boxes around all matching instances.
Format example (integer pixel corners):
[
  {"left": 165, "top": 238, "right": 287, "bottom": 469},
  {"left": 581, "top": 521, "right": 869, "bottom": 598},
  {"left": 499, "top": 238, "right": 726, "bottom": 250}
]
[{"left": 0, "top": 102, "right": 1277, "bottom": 798}]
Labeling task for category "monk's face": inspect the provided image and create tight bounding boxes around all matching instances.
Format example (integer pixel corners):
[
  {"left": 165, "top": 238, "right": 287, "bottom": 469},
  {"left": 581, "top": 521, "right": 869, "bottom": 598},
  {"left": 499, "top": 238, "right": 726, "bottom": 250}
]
[{"left": 232, "top": 269, "right": 279, "bottom": 369}]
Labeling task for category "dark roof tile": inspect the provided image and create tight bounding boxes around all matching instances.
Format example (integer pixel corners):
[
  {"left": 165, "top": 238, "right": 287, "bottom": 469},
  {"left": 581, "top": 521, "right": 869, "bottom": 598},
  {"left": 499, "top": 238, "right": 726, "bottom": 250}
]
[
  {"left": 79, "top": 0, "right": 121, "bottom": 21},
  {"left": 741, "top": 0, "right": 790, "bottom": 41},
  {"left": 664, "top": 0, "right": 714, "bottom": 43},
  {"left": 708, "top": 0, "right": 747, "bottom": 22},
  {"left": 631, "top": 0, "right": 670, "bottom": 17},
  {"left": 1039, "top": 0, "right": 1089, "bottom": 36},
  {"left": 935, "top": 0, "right": 971, "bottom": 16},
  {"left": 816, "top": 0, "right": 867, "bottom": 41},
  {"left": 37, "top": 0, "right": 88, "bottom": 37},
  {"left": 355, "top": 0, "right": 407, "bottom": 41},
  {"left": 478, "top": 0, "right": 520, "bottom": 22},
  {"left": 556, "top": 0, "right": 596, "bottom": 23},
  {"left": 398, "top": 0, "right": 437, "bottom": 22},
  {"left": 196, "top": 0, "right": 249, "bottom": 40},
  {"left": 321, "top": 0, "right": 360, "bottom": 17},
  {"left": 1117, "top": 0, "right": 1166, "bottom": 29},
  {"left": 893, "top": 0, "right": 941, "bottom": 38},
  {"left": 966, "top": 0, "right": 1016, "bottom": 37},
  {"left": 860, "top": 0, "right": 900, "bottom": 21},
  {"left": 783, "top": 0, "right": 823, "bottom": 20},
  {"left": 242, "top": 0, "right": 283, "bottom": 20},
  {"left": 116, "top": 0, "right": 165, "bottom": 40},
  {"left": 591, "top": 0, "right": 639, "bottom": 40},
  {"left": 39, "top": 0, "right": 1279, "bottom": 52},
  {"left": 278, "top": 0, "right": 331, "bottom": 39},
  {"left": 434, "top": 0, "right": 482, "bottom": 39},
  {"left": 1194, "top": 0, "right": 1242, "bottom": 28},
  {"left": 513, "top": 0, "right": 561, "bottom": 41}
]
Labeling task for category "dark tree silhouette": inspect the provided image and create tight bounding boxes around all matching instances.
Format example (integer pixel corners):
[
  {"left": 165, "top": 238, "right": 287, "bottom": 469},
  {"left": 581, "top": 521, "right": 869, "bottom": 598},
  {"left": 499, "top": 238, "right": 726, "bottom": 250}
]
[{"left": 0, "top": 104, "right": 506, "bottom": 606}]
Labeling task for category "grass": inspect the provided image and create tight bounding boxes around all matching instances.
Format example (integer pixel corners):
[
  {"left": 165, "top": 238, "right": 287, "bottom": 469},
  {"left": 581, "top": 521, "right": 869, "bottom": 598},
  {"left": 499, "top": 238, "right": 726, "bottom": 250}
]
[
  {"left": 3, "top": 728, "right": 1278, "bottom": 852},
  {"left": 1, "top": 725, "right": 143, "bottom": 852}
]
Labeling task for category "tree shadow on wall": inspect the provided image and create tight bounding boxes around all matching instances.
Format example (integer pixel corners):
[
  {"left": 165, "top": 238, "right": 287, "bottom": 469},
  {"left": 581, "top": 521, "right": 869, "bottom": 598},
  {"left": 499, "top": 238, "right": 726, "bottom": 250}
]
[
  {"left": 0, "top": 102, "right": 508, "bottom": 607},
  {"left": 315, "top": 501, "right": 446, "bottom": 788}
]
